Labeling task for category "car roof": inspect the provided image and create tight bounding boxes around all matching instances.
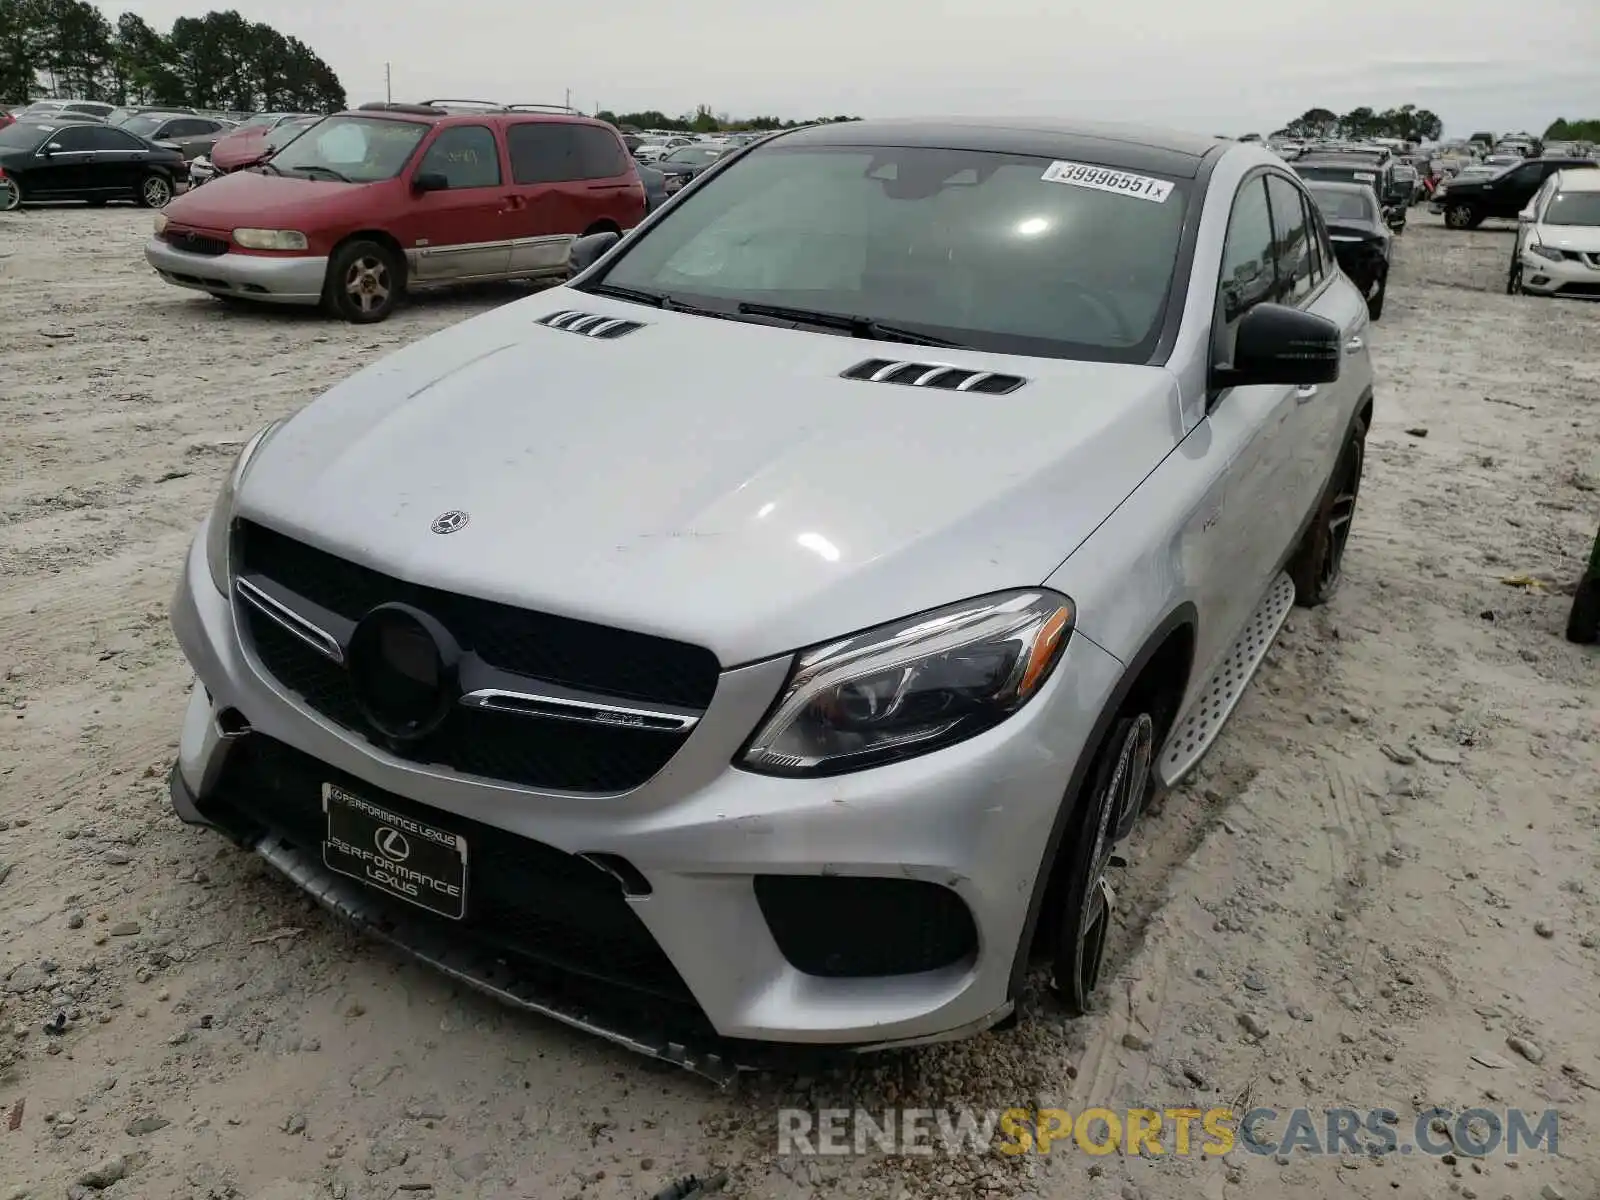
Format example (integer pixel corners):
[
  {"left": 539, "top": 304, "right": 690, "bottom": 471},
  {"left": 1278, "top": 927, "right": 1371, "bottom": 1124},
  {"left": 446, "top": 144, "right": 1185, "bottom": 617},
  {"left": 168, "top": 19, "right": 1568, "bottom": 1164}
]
[
  {"left": 770, "top": 117, "right": 1229, "bottom": 179},
  {"left": 1553, "top": 169, "right": 1600, "bottom": 192},
  {"left": 338, "top": 105, "right": 611, "bottom": 129}
]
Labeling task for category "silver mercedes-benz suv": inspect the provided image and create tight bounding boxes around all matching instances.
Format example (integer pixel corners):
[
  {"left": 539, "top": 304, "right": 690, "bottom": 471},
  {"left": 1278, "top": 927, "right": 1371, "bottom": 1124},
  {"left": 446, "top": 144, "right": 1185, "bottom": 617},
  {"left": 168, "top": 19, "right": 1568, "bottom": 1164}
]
[{"left": 168, "top": 117, "right": 1374, "bottom": 1079}]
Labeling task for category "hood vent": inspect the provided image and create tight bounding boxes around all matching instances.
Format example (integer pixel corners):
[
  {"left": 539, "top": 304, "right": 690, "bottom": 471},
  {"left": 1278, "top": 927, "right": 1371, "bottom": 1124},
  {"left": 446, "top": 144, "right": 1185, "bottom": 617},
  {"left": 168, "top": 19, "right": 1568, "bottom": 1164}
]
[
  {"left": 535, "top": 310, "right": 645, "bottom": 339},
  {"left": 841, "top": 358, "right": 1026, "bottom": 395}
]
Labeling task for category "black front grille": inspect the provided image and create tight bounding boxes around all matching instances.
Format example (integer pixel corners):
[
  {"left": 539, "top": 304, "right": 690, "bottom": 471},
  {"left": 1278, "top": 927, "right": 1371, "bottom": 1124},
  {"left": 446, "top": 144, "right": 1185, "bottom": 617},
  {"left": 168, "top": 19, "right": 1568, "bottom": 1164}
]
[
  {"left": 165, "top": 230, "right": 230, "bottom": 256},
  {"left": 238, "top": 521, "right": 718, "bottom": 708},
  {"left": 235, "top": 521, "right": 720, "bottom": 792},
  {"left": 754, "top": 875, "right": 978, "bottom": 977},
  {"left": 210, "top": 734, "right": 699, "bottom": 1005}
]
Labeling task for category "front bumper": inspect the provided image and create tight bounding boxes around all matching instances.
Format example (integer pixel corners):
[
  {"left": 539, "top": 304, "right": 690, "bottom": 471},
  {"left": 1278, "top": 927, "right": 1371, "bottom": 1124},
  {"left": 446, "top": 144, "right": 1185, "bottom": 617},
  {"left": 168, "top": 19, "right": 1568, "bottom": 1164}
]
[
  {"left": 1517, "top": 250, "right": 1600, "bottom": 298},
  {"left": 145, "top": 236, "right": 327, "bottom": 304},
  {"left": 168, "top": 524, "right": 1124, "bottom": 1064}
]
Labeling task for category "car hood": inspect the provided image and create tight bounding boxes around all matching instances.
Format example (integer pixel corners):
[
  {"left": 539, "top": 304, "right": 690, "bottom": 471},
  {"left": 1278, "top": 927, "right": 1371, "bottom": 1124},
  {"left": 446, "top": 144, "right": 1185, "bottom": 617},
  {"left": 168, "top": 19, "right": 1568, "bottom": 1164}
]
[
  {"left": 1538, "top": 224, "right": 1600, "bottom": 252},
  {"left": 236, "top": 291, "right": 1181, "bottom": 665},
  {"left": 162, "top": 170, "right": 364, "bottom": 226},
  {"left": 210, "top": 130, "right": 271, "bottom": 169}
]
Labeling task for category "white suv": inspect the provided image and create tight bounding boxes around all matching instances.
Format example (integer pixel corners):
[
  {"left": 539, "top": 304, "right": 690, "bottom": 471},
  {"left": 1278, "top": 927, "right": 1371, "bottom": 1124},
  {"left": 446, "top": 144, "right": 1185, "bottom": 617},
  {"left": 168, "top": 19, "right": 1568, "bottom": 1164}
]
[{"left": 1509, "top": 169, "right": 1600, "bottom": 298}]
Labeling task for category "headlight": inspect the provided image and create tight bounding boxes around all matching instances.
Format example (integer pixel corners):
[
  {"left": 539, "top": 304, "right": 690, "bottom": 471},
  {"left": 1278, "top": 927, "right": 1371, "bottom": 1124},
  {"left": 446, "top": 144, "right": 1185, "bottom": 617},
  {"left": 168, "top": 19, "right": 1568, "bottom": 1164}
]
[
  {"left": 232, "top": 228, "right": 308, "bottom": 251},
  {"left": 1529, "top": 242, "right": 1564, "bottom": 262},
  {"left": 152, "top": 212, "right": 168, "bottom": 234},
  {"left": 739, "top": 590, "right": 1074, "bottom": 777},
  {"left": 204, "top": 420, "right": 283, "bottom": 593}
]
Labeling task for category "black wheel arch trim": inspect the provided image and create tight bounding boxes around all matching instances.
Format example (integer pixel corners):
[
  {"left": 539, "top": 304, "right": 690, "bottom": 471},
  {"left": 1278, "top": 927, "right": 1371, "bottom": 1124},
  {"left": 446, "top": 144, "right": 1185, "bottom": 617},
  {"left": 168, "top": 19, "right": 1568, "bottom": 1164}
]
[{"left": 1005, "top": 600, "right": 1199, "bottom": 999}]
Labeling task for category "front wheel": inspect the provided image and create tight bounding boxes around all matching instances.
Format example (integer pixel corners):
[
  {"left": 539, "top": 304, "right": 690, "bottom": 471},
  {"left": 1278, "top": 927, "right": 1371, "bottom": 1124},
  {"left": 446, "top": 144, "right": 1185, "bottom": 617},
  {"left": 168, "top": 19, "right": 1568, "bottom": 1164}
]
[
  {"left": 138, "top": 173, "right": 173, "bottom": 208},
  {"left": 1445, "top": 203, "right": 1479, "bottom": 230},
  {"left": 0, "top": 175, "right": 21, "bottom": 211},
  {"left": 1050, "top": 712, "right": 1155, "bottom": 1015},
  {"left": 323, "top": 240, "right": 402, "bottom": 323},
  {"left": 1289, "top": 415, "right": 1367, "bottom": 607},
  {"left": 1506, "top": 253, "right": 1523, "bottom": 295}
]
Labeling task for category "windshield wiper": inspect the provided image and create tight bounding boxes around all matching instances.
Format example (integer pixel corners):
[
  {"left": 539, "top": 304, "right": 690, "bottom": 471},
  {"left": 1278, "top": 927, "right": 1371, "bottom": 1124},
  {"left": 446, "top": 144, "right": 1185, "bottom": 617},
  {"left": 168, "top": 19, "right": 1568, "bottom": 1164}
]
[
  {"left": 584, "top": 283, "right": 728, "bottom": 320},
  {"left": 295, "top": 164, "right": 351, "bottom": 183},
  {"left": 256, "top": 161, "right": 282, "bottom": 175},
  {"left": 734, "top": 302, "right": 962, "bottom": 347}
]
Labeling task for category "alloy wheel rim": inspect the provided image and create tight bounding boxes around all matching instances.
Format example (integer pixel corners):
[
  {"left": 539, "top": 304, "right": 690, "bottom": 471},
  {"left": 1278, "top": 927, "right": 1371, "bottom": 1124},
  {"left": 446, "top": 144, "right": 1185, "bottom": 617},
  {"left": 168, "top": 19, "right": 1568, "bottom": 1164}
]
[
  {"left": 345, "top": 257, "right": 391, "bottom": 313},
  {"left": 1, "top": 179, "right": 18, "bottom": 211},
  {"left": 1319, "top": 440, "right": 1363, "bottom": 590},
  {"left": 144, "top": 178, "right": 170, "bottom": 206},
  {"left": 1068, "top": 713, "right": 1154, "bottom": 1003}
]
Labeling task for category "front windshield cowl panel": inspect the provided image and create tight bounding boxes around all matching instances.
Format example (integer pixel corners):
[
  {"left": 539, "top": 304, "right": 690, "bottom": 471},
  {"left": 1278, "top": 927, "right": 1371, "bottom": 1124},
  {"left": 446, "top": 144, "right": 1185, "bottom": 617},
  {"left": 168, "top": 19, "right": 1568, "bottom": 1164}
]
[{"left": 576, "top": 141, "right": 1193, "bottom": 365}]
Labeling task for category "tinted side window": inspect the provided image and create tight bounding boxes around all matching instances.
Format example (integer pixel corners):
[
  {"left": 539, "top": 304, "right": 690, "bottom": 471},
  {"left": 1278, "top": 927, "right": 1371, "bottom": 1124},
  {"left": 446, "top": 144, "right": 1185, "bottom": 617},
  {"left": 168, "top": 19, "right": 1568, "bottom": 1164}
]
[
  {"left": 49, "top": 126, "right": 95, "bottom": 150},
  {"left": 417, "top": 125, "right": 501, "bottom": 189},
  {"left": 571, "top": 125, "right": 629, "bottom": 178},
  {"left": 165, "top": 120, "right": 202, "bottom": 137},
  {"left": 82, "top": 126, "right": 143, "bottom": 151},
  {"left": 506, "top": 123, "right": 579, "bottom": 184},
  {"left": 1218, "top": 177, "right": 1276, "bottom": 332},
  {"left": 1266, "top": 175, "right": 1314, "bottom": 304},
  {"left": 1300, "top": 191, "right": 1324, "bottom": 283}
]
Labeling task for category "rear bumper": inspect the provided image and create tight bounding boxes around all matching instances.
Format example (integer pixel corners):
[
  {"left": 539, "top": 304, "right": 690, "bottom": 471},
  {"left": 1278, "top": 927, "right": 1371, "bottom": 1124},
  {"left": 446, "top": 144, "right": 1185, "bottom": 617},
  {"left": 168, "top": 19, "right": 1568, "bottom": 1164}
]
[{"left": 145, "top": 237, "right": 326, "bottom": 304}]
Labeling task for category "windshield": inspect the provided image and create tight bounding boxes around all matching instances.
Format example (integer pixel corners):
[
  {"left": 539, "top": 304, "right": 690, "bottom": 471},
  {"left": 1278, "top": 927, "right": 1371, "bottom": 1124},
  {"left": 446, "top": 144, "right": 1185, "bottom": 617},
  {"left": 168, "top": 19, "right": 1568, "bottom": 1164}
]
[
  {"left": 589, "top": 143, "right": 1191, "bottom": 362},
  {"left": 267, "top": 115, "right": 428, "bottom": 182},
  {"left": 1546, "top": 192, "right": 1600, "bottom": 227},
  {"left": 1308, "top": 186, "right": 1375, "bottom": 224},
  {"left": 0, "top": 122, "right": 53, "bottom": 150},
  {"left": 665, "top": 146, "right": 724, "bottom": 165},
  {"left": 265, "top": 117, "right": 321, "bottom": 151},
  {"left": 119, "top": 114, "right": 174, "bottom": 138}
]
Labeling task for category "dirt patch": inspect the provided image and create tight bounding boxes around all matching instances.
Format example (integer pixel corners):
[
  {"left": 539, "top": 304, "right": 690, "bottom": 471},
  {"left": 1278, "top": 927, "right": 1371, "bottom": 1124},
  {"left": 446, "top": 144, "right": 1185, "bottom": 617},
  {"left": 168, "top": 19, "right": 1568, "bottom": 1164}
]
[{"left": 1, "top": 206, "right": 1596, "bottom": 1200}]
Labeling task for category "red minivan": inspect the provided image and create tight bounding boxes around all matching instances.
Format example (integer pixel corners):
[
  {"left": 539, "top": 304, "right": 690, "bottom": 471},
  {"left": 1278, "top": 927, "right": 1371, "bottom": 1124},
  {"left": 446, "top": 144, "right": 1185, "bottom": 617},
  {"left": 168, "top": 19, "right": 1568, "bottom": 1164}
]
[{"left": 145, "top": 105, "right": 647, "bottom": 322}]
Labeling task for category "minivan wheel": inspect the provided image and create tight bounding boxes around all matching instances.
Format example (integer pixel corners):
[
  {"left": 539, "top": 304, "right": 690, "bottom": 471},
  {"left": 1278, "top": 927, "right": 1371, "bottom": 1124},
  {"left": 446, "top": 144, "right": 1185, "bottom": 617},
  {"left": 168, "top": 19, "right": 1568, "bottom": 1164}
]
[
  {"left": 1289, "top": 415, "right": 1367, "bottom": 606},
  {"left": 325, "top": 240, "right": 402, "bottom": 323},
  {"left": 0, "top": 176, "right": 21, "bottom": 211},
  {"left": 138, "top": 173, "right": 172, "bottom": 208},
  {"left": 1445, "top": 203, "right": 1478, "bottom": 230},
  {"left": 1050, "top": 712, "right": 1154, "bottom": 1016}
]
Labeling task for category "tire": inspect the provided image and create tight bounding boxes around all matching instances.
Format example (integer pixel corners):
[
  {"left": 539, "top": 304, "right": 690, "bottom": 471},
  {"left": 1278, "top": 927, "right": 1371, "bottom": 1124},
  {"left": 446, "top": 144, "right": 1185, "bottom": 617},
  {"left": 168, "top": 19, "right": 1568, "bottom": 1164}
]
[
  {"left": 1289, "top": 415, "right": 1367, "bottom": 607},
  {"left": 1506, "top": 253, "right": 1523, "bottom": 296},
  {"left": 323, "top": 239, "right": 402, "bottom": 323},
  {"left": 1050, "top": 711, "right": 1156, "bottom": 1016},
  {"left": 1445, "top": 203, "right": 1479, "bottom": 230},
  {"left": 1367, "top": 276, "right": 1386, "bottom": 321},
  {"left": 0, "top": 175, "right": 21, "bottom": 211},
  {"left": 137, "top": 173, "right": 173, "bottom": 208}
]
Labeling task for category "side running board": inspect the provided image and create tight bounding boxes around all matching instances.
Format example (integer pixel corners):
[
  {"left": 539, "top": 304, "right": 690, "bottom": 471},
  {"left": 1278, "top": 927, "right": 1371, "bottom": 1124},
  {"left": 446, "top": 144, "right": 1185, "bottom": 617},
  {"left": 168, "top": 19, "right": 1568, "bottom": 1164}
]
[{"left": 1156, "top": 573, "right": 1296, "bottom": 787}]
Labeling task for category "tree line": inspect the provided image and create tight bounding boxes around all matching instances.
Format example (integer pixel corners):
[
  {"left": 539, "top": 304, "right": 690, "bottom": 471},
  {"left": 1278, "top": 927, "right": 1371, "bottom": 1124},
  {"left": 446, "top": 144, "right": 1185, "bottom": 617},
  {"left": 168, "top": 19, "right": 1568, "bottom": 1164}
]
[
  {"left": 1272, "top": 105, "right": 1445, "bottom": 144},
  {"left": 0, "top": 1, "right": 346, "bottom": 113},
  {"left": 597, "top": 105, "right": 860, "bottom": 135},
  {"left": 1545, "top": 117, "right": 1600, "bottom": 142}
]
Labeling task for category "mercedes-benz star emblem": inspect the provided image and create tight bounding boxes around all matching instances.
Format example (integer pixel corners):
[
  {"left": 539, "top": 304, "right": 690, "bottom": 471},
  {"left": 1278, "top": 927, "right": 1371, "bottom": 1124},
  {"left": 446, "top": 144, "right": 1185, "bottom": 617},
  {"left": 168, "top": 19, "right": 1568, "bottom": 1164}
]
[
  {"left": 431, "top": 510, "right": 469, "bottom": 535},
  {"left": 375, "top": 827, "right": 411, "bottom": 862}
]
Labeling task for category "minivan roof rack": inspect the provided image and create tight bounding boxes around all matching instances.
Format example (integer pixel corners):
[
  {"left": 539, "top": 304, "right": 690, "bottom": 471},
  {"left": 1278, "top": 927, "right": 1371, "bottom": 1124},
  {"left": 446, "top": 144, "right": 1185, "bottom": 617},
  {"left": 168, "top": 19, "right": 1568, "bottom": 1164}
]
[
  {"left": 504, "top": 103, "right": 578, "bottom": 114},
  {"left": 422, "top": 98, "right": 504, "bottom": 110},
  {"left": 357, "top": 101, "right": 446, "bottom": 116}
]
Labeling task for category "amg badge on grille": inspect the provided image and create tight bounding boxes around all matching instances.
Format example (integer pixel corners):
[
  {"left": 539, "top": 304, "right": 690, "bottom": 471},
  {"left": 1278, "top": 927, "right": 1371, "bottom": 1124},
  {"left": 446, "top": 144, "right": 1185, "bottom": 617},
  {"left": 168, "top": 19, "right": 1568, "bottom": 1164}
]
[{"left": 430, "top": 510, "right": 469, "bottom": 535}]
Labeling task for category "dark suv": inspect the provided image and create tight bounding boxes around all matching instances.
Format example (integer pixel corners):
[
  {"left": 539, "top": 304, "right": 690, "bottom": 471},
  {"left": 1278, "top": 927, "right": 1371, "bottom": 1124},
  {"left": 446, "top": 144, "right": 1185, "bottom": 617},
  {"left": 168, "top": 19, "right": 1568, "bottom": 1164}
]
[{"left": 1435, "top": 156, "right": 1599, "bottom": 229}]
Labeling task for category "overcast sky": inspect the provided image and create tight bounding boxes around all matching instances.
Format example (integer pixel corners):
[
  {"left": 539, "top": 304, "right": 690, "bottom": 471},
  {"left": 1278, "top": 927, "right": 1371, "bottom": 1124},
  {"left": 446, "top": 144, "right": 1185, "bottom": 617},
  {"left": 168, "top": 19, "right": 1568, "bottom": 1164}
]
[{"left": 105, "top": 0, "right": 1598, "bottom": 136}]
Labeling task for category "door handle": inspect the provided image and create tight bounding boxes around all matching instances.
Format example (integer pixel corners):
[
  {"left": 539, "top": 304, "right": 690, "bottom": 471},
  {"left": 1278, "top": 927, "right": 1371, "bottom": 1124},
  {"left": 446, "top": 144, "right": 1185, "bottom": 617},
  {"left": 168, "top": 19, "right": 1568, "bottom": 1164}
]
[
  {"left": 1344, "top": 336, "right": 1364, "bottom": 354},
  {"left": 1295, "top": 384, "right": 1319, "bottom": 401},
  {"left": 500, "top": 194, "right": 526, "bottom": 213}
]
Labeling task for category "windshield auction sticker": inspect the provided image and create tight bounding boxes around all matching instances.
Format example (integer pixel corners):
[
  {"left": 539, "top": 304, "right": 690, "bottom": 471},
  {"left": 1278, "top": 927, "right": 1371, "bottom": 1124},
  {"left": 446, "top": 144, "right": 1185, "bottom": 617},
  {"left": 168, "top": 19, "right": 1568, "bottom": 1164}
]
[{"left": 1041, "top": 161, "right": 1174, "bottom": 202}]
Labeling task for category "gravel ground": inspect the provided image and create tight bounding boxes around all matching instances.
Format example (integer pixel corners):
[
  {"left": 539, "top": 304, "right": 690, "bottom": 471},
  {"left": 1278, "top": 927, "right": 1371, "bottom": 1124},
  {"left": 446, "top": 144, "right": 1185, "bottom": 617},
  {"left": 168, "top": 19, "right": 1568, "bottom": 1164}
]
[{"left": 1, "top": 206, "right": 1597, "bottom": 1200}]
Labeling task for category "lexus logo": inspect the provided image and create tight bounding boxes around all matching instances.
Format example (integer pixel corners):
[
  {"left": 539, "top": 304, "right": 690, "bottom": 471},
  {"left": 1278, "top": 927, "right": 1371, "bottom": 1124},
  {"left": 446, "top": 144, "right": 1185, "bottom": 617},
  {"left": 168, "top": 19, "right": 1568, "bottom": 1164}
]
[
  {"left": 431, "top": 510, "right": 469, "bottom": 535},
  {"left": 374, "top": 827, "right": 411, "bottom": 862}
]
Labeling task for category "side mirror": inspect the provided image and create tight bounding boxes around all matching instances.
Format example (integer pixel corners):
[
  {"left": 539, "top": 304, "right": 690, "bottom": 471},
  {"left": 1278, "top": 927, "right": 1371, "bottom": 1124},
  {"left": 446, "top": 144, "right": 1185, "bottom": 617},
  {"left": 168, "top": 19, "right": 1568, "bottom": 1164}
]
[
  {"left": 1517, "top": 210, "right": 1535, "bottom": 223},
  {"left": 412, "top": 171, "right": 448, "bottom": 193},
  {"left": 41, "top": 142, "right": 61, "bottom": 155},
  {"left": 1212, "top": 303, "right": 1341, "bottom": 391},
  {"left": 568, "top": 230, "right": 621, "bottom": 276}
]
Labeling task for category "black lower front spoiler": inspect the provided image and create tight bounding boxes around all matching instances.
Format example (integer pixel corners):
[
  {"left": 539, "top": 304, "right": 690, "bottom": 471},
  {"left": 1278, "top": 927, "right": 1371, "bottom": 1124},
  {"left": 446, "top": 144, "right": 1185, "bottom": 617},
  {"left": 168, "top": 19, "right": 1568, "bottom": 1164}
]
[{"left": 167, "top": 766, "right": 1010, "bottom": 1085}]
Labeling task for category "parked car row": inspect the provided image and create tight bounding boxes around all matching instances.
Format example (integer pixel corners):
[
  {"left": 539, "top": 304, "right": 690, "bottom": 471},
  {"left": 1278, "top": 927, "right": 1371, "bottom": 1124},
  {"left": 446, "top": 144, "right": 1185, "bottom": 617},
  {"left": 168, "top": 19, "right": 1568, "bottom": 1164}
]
[{"left": 1429, "top": 153, "right": 1597, "bottom": 229}]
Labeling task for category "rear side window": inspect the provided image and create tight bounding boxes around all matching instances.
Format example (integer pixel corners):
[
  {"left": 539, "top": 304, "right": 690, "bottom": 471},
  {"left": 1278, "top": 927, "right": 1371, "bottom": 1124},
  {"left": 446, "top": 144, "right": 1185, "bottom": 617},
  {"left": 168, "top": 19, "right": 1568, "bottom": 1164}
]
[
  {"left": 1266, "top": 174, "right": 1314, "bottom": 304},
  {"left": 1218, "top": 177, "right": 1276, "bottom": 329},
  {"left": 165, "top": 119, "right": 211, "bottom": 138},
  {"left": 507, "top": 123, "right": 629, "bottom": 183},
  {"left": 416, "top": 125, "right": 501, "bottom": 188}
]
